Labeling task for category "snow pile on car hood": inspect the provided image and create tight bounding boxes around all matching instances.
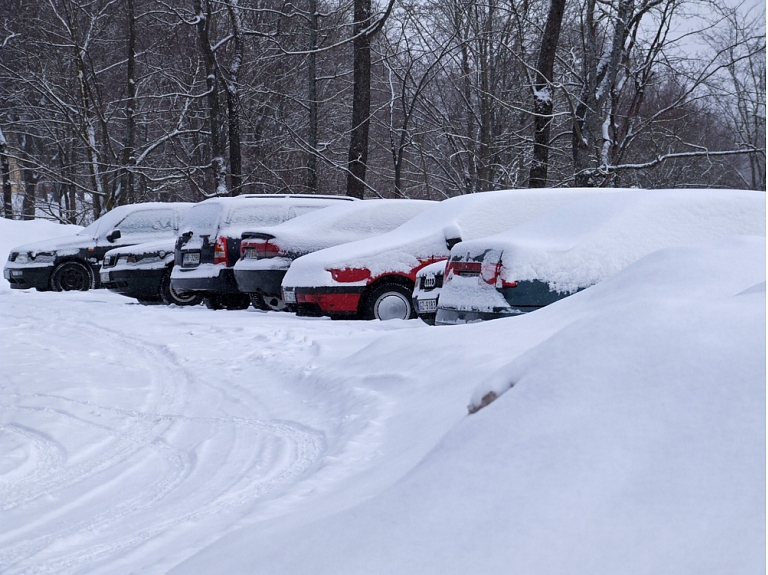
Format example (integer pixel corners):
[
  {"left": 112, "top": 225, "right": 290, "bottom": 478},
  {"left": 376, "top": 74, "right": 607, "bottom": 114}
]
[
  {"left": 0, "top": 218, "right": 82, "bottom": 283},
  {"left": 175, "top": 235, "right": 765, "bottom": 575},
  {"left": 455, "top": 189, "right": 766, "bottom": 294},
  {"left": 283, "top": 188, "right": 615, "bottom": 287}
]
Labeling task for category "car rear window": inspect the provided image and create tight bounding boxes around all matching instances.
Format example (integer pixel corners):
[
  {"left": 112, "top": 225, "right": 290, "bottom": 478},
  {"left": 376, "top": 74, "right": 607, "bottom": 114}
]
[
  {"left": 226, "top": 205, "right": 287, "bottom": 227},
  {"left": 181, "top": 203, "right": 223, "bottom": 236}
]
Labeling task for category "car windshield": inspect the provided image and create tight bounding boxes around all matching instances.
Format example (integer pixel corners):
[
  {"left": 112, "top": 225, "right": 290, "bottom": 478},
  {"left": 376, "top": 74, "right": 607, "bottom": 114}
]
[
  {"left": 116, "top": 209, "right": 176, "bottom": 235},
  {"left": 77, "top": 208, "right": 129, "bottom": 239}
]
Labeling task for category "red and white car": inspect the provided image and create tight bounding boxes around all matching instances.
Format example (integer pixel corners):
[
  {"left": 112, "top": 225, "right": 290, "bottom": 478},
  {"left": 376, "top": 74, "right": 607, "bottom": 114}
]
[
  {"left": 435, "top": 188, "right": 767, "bottom": 324},
  {"left": 281, "top": 189, "right": 612, "bottom": 320}
]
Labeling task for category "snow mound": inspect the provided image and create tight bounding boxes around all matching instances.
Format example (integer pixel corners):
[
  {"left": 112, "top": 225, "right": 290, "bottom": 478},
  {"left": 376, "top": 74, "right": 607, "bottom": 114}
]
[{"left": 176, "top": 235, "right": 765, "bottom": 574}]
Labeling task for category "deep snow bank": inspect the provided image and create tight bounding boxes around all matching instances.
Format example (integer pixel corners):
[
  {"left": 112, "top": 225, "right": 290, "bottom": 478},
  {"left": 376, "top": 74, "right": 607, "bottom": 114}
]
[
  {"left": 174, "top": 236, "right": 766, "bottom": 575},
  {"left": 0, "top": 218, "right": 82, "bottom": 291}
]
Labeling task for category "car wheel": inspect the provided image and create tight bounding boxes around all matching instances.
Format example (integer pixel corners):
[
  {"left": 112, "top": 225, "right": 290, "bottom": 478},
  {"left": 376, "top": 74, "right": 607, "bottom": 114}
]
[
  {"left": 362, "top": 282, "right": 416, "bottom": 321},
  {"left": 249, "top": 293, "right": 270, "bottom": 311},
  {"left": 160, "top": 268, "right": 203, "bottom": 306},
  {"left": 204, "top": 294, "right": 224, "bottom": 310},
  {"left": 136, "top": 297, "right": 163, "bottom": 305},
  {"left": 263, "top": 295, "right": 288, "bottom": 312},
  {"left": 51, "top": 261, "right": 92, "bottom": 292}
]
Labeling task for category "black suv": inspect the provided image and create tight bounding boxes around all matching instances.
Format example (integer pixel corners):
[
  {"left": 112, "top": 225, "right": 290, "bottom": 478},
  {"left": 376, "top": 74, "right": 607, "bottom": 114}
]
[
  {"left": 171, "top": 194, "right": 356, "bottom": 309},
  {"left": 4, "top": 203, "right": 192, "bottom": 292}
]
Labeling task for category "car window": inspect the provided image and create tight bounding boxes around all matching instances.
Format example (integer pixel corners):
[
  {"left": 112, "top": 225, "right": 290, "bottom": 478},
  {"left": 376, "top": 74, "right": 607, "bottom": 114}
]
[
  {"left": 226, "top": 205, "right": 287, "bottom": 227},
  {"left": 115, "top": 209, "right": 176, "bottom": 235},
  {"left": 288, "top": 205, "right": 326, "bottom": 218}
]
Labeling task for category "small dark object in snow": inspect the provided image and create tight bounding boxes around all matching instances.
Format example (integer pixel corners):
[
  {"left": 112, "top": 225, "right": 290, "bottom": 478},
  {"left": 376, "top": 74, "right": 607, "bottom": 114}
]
[{"left": 468, "top": 391, "right": 498, "bottom": 414}]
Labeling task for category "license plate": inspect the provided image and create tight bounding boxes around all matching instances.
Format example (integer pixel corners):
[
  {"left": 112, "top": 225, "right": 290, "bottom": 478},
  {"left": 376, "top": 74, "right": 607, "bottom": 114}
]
[
  {"left": 183, "top": 252, "right": 200, "bottom": 266},
  {"left": 100, "top": 271, "right": 110, "bottom": 282},
  {"left": 418, "top": 298, "right": 437, "bottom": 313},
  {"left": 283, "top": 289, "right": 296, "bottom": 303},
  {"left": 244, "top": 248, "right": 257, "bottom": 259}
]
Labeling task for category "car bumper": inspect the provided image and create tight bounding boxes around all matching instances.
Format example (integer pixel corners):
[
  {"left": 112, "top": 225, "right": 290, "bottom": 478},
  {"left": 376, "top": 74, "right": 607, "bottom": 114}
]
[
  {"left": 101, "top": 267, "right": 166, "bottom": 299},
  {"left": 3, "top": 264, "right": 54, "bottom": 290},
  {"left": 435, "top": 307, "right": 524, "bottom": 325},
  {"left": 171, "top": 267, "right": 240, "bottom": 294},
  {"left": 234, "top": 268, "right": 286, "bottom": 297},
  {"left": 290, "top": 286, "right": 365, "bottom": 316}
]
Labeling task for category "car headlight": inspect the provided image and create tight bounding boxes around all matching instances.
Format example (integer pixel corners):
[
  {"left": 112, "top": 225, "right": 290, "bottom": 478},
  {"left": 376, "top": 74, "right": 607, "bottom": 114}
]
[
  {"left": 32, "top": 253, "right": 55, "bottom": 264},
  {"left": 15, "top": 253, "right": 29, "bottom": 264}
]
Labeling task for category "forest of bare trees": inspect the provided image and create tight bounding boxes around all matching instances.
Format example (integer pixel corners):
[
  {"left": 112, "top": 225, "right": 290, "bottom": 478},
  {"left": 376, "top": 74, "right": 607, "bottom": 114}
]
[{"left": 0, "top": 0, "right": 764, "bottom": 223}]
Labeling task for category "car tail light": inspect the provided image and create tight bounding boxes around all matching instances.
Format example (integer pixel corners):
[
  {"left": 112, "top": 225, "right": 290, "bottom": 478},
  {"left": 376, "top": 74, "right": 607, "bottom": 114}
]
[
  {"left": 328, "top": 267, "right": 371, "bottom": 283},
  {"left": 480, "top": 260, "right": 501, "bottom": 285},
  {"left": 494, "top": 263, "right": 517, "bottom": 288},
  {"left": 214, "top": 236, "right": 229, "bottom": 266},
  {"left": 241, "top": 239, "right": 281, "bottom": 259}
]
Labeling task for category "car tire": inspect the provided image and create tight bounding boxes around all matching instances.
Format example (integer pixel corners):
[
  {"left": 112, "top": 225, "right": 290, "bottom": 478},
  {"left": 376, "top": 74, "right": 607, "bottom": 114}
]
[
  {"left": 160, "top": 268, "right": 203, "bottom": 306},
  {"left": 204, "top": 294, "right": 224, "bottom": 310},
  {"left": 249, "top": 293, "right": 271, "bottom": 311},
  {"left": 361, "top": 282, "right": 416, "bottom": 321},
  {"left": 136, "top": 297, "right": 163, "bottom": 305},
  {"left": 51, "top": 261, "right": 92, "bottom": 292}
]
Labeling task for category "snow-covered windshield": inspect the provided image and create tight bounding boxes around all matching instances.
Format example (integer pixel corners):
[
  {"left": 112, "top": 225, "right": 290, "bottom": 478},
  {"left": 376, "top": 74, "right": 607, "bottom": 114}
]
[
  {"left": 116, "top": 209, "right": 176, "bottom": 235},
  {"left": 77, "top": 207, "right": 132, "bottom": 239}
]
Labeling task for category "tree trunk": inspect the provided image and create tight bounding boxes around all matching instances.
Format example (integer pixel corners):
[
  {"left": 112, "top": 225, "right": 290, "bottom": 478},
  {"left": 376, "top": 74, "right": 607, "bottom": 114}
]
[
  {"left": 307, "top": 0, "right": 319, "bottom": 194},
  {"left": 119, "top": 0, "right": 136, "bottom": 206},
  {"left": 195, "top": 0, "right": 228, "bottom": 196},
  {"left": 573, "top": 0, "right": 633, "bottom": 186},
  {"left": 529, "top": 0, "right": 567, "bottom": 188},
  {"left": 225, "top": 0, "right": 244, "bottom": 196},
  {"left": 346, "top": 0, "right": 373, "bottom": 199},
  {"left": 0, "top": 127, "right": 12, "bottom": 219}
]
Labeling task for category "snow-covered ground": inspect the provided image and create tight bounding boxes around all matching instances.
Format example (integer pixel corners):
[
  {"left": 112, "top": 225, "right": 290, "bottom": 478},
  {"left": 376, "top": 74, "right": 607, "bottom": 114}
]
[{"left": 0, "top": 218, "right": 764, "bottom": 574}]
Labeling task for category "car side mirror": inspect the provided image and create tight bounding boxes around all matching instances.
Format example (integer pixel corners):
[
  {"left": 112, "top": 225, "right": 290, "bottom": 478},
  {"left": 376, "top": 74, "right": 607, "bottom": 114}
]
[{"left": 106, "top": 230, "right": 121, "bottom": 243}]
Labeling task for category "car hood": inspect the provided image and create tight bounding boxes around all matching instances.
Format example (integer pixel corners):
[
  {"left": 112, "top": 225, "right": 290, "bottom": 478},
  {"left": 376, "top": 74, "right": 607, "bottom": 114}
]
[{"left": 9, "top": 232, "right": 95, "bottom": 257}]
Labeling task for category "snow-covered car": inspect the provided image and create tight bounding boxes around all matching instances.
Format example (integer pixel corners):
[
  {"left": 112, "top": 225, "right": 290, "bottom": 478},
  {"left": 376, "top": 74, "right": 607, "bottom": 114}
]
[
  {"left": 435, "top": 188, "right": 767, "bottom": 325},
  {"left": 233, "top": 199, "right": 435, "bottom": 310},
  {"left": 3, "top": 202, "right": 192, "bottom": 292},
  {"left": 171, "top": 194, "right": 355, "bottom": 310},
  {"left": 100, "top": 238, "right": 202, "bottom": 306},
  {"left": 281, "top": 188, "right": 614, "bottom": 321},
  {"left": 411, "top": 260, "right": 447, "bottom": 325}
]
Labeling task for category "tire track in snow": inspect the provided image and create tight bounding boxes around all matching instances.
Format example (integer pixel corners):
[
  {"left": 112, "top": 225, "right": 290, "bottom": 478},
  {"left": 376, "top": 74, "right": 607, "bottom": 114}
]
[{"left": 0, "top": 309, "right": 325, "bottom": 575}]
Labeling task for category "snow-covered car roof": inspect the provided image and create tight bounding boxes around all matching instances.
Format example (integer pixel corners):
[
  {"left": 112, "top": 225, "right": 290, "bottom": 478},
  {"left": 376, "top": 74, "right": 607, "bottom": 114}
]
[
  {"left": 283, "top": 188, "right": 615, "bottom": 287},
  {"left": 453, "top": 188, "right": 766, "bottom": 294},
  {"left": 179, "top": 194, "right": 355, "bottom": 239},
  {"left": 238, "top": 199, "right": 435, "bottom": 253}
]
